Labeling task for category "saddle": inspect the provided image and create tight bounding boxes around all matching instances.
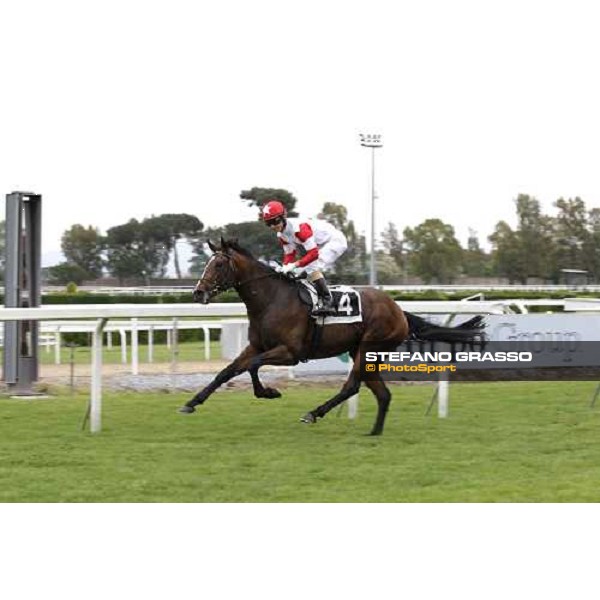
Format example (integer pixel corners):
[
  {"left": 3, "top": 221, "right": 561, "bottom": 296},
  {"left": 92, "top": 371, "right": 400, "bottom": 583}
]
[
  {"left": 293, "top": 280, "right": 362, "bottom": 362},
  {"left": 297, "top": 280, "right": 362, "bottom": 324}
]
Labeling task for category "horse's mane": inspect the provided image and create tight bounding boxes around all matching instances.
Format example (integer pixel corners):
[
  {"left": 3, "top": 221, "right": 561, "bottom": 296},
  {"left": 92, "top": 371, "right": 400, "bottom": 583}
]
[
  {"left": 222, "top": 239, "right": 279, "bottom": 275},
  {"left": 224, "top": 239, "right": 257, "bottom": 260}
]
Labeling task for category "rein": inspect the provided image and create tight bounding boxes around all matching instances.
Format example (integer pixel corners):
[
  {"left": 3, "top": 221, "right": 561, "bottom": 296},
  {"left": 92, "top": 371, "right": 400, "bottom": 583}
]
[
  {"left": 234, "top": 272, "right": 276, "bottom": 290},
  {"left": 197, "top": 251, "right": 281, "bottom": 296}
]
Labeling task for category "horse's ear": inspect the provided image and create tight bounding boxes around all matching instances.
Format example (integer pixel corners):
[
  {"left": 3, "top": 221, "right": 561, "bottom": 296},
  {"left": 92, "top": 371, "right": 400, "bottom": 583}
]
[
  {"left": 220, "top": 236, "right": 228, "bottom": 250},
  {"left": 207, "top": 239, "right": 218, "bottom": 253}
]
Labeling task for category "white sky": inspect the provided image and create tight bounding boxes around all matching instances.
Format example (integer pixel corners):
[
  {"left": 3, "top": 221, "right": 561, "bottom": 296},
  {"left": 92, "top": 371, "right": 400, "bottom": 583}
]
[{"left": 2, "top": 0, "right": 600, "bottom": 267}]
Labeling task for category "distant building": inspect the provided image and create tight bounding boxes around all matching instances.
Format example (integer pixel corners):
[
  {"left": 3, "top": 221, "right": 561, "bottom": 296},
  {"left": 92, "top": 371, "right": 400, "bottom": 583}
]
[{"left": 560, "top": 269, "right": 588, "bottom": 287}]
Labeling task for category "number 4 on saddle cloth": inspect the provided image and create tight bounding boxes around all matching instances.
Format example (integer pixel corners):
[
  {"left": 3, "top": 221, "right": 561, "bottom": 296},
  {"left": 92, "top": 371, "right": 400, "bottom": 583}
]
[{"left": 298, "top": 281, "right": 363, "bottom": 324}]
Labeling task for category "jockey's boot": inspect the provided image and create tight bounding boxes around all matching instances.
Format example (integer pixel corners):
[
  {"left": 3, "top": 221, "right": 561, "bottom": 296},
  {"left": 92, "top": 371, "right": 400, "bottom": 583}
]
[{"left": 312, "top": 277, "right": 337, "bottom": 316}]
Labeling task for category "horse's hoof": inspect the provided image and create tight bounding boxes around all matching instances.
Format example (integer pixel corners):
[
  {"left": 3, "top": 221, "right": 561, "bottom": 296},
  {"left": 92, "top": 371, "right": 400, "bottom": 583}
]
[
  {"left": 300, "top": 413, "right": 316, "bottom": 424},
  {"left": 257, "top": 387, "right": 281, "bottom": 400},
  {"left": 178, "top": 405, "right": 196, "bottom": 414}
]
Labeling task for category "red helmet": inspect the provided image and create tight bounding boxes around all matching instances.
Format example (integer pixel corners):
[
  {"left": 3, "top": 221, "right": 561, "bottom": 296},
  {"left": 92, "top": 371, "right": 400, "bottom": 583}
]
[{"left": 261, "top": 200, "right": 286, "bottom": 221}]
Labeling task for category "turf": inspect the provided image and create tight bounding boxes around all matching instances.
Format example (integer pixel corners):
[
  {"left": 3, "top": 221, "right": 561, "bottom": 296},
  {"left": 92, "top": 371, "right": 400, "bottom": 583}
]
[
  {"left": 35, "top": 340, "right": 223, "bottom": 365},
  {"left": 1, "top": 381, "right": 600, "bottom": 502}
]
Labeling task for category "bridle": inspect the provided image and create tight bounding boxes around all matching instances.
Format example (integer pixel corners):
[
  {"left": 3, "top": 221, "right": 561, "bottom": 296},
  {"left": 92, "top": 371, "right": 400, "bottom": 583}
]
[{"left": 195, "top": 251, "right": 278, "bottom": 297}]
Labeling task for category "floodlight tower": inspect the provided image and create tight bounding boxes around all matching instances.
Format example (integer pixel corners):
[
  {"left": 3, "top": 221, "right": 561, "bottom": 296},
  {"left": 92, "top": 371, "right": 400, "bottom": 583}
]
[
  {"left": 359, "top": 133, "right": 383, "bottom": 286},
  {"left": 3, "top": 192, "right": 42, "bottom": 394}
]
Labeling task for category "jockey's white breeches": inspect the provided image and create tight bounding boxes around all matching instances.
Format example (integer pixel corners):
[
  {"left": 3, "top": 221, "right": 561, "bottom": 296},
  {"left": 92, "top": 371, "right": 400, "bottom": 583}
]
[{"left": 303, "top": 234, "right": 348, "bottom": 275}]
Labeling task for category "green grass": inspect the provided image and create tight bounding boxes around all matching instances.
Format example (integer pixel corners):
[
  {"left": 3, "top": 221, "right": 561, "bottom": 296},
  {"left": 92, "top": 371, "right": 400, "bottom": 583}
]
[
  {"left": 1, "top": 381, "right": 600, "bottom": 502},
  {"left": 35, "top": 340, "right": 223, "bottom": 365}
]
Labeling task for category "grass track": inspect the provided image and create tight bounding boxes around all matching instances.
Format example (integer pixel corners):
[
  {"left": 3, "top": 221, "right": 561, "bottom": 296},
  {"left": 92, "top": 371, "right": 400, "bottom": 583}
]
[
  {"left": 34, "top": 340, "right": 223, "bottom": 365},
  {"left": 1, "top": 381, "right": 600, "bottom": 502}
]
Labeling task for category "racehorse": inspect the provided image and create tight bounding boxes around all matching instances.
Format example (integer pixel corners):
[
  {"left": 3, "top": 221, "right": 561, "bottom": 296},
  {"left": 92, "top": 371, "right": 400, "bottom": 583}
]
[{"left": 179, "top": 238, "right": 484, "bottom": 435}]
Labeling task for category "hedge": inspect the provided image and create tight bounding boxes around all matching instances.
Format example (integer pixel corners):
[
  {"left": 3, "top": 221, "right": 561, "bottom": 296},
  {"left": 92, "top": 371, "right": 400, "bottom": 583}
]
[{"left": 1, "top": 287, "right": 596, "bottom": 306}]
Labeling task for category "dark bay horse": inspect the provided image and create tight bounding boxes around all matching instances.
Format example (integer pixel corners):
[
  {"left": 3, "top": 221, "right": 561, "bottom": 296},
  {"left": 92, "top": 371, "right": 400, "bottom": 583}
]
[{"left": 179, "top": 238, "right": 484, "bottom": 435}]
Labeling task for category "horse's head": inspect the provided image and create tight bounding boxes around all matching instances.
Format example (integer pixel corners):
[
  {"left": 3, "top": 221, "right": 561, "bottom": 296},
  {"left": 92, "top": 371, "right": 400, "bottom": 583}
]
[{"left": 193, "top": 238, "right": 239, "bottom": 304}]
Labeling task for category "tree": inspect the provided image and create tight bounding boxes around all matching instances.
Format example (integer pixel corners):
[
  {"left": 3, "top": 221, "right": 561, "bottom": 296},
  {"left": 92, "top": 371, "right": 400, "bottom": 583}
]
[
  {"left": 403, "top": 219, "right": 463, "bottom": 283},
  {"left": 189, "top": 242, "right": 212, "bottom": 279},
  {"left": 104, "top": 218, "right": 171, "bottom": 284},
  {"left": 61, "top": 224, "right": 104, "bottom": 279},
  {"left": 189, "top": 221, "right": 281, "bottom": 276},
  {"left": 488, "top": 221, "right": 523, "bottom": 283},
  {"left": 553, "top": 197, "right": 589, "bottom": 277},
  {"left": 240, "top": 187, "right": 299, "bottom": 217},
  {"left": 144, "top": 214, "right": 203, "bottom": 278},
  {"left": 319, "top": 202, "right": 350, "bottom": 231},
  {"left": 190, "top": 187, "right": 299, "bottom": 276},
  {"left": 46, "top": 262, "right": 90, "bottom": 285},
  {"left": 488, "top": 195, "right": 557, "bottom": 283},
  {"left": 463, "top": 229, "right": 491, "bottom": 277},
  {"left": 0, "top": 220, "right": 5, "bottom": 280},
  {"left": 104, "top": 220, "right": 147, "bottom": 284},
  {"left": 586, "top": 208, "right": 600, "bottom": 281},
  {"left": 207, "top": 221, "right": 280, "bottom": 260},
  {"left": 319, "top": 202, "right": 367, "bottom": 283},
  {"left": 380, "top": 222, "right": 405, "bottom": 280},
  {"left": 374, "top": 251, "right": 404, "bottom": 284},
  {"left": 514, "top": 194, "right": 555, "bottom": 281}
]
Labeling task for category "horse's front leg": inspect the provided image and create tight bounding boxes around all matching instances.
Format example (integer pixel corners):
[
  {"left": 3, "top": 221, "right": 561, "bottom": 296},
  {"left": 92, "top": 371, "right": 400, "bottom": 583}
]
[
  {"left": 249, "top": 365, "right": 282, "bottom": 399},
  {"left": 247, "top": 344, "right": 300, "bottom": 399},
  {"left": 249, "top": 367, "right": 282, "bottom": 399},
  {"left": 179, "top": 345, "right": 260, "bottom": 413},
  {"left": 247, "top": 344, "right": 298, "bottom": 379},
  {"left": 179, "top": 344, "right": 296, "bottom": 413}
]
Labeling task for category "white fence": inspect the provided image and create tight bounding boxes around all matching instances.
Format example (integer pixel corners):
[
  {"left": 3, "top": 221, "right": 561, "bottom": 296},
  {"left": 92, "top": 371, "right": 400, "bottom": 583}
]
[
  {"left": 0, "top": 300, "right": 512, "bottom": 433},
  {"left": 0, "top": 304, "right": 246, "bottom": 433},
  {"left": 42, "top": 319, "right": 223, "bottom": 366},
  {"left": 1, "top": 298, "right": 600, "bottom": 433}
]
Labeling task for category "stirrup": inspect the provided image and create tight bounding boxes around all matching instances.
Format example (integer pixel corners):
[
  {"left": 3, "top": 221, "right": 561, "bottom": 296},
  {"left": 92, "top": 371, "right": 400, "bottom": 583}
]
[{"left": 312, "top": 300, "right": 336, "bottom": 316}]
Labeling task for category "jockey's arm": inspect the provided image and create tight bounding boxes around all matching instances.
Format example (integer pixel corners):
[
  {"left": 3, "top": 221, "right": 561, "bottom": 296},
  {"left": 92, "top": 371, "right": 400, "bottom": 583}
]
[
  {"left": 294, "top": 224, "right": 319, "bottom": 268},
  {"left": 279, "top": 237, "right": 297, "bottom": 264},
  {"left": 283, "top": 251, "right": 297, "bottom": 265},
  {"left": 296, "top": 246, "right": 319, "bottom": 267}
]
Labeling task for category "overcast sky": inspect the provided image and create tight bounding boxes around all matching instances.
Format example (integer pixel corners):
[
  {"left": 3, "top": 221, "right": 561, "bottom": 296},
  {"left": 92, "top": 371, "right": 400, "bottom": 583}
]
[{"left": 2, "top": 0, "right": 599, "bottom": 268}]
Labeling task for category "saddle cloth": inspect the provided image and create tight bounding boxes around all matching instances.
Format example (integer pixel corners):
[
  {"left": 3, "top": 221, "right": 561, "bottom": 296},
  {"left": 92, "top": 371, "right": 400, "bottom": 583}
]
[{"left": 299, "top": 281, "right": 363, "bottom": 324}]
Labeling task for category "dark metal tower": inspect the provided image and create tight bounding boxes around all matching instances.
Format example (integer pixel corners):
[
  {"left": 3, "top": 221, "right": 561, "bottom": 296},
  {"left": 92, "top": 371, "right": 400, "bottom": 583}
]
[{"left": 2, "top": 191, "right": 42, "bottom": 394}]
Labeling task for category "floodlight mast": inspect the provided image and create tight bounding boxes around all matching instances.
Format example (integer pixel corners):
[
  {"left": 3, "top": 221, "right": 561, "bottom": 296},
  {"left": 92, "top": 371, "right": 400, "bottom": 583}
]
[{"left": 359, "top": 133, "right": 383, "bottom": 286}]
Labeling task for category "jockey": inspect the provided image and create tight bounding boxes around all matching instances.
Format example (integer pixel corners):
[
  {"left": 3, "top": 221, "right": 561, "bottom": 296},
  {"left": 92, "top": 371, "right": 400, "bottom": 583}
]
[{"left": 261, "top": 199, "right": 348, "bottom": 316}]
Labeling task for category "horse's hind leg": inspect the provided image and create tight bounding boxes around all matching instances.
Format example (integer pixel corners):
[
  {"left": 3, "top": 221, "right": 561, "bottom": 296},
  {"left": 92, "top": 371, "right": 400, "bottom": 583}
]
[
  {"left": 249, "top": 366, "right": 282, "bottom": 399},
  {"left": 364, "top": 376, "right": 392, "bottom": 436},
  {"left": 301, "top": 370, "right": 361, "bottom": 424}
]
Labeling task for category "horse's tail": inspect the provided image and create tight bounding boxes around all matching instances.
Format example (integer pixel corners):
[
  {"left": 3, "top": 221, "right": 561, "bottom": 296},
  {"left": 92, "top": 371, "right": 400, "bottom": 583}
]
[{"left": 404, "top": 312, "right": 486, "bottom": 343}]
